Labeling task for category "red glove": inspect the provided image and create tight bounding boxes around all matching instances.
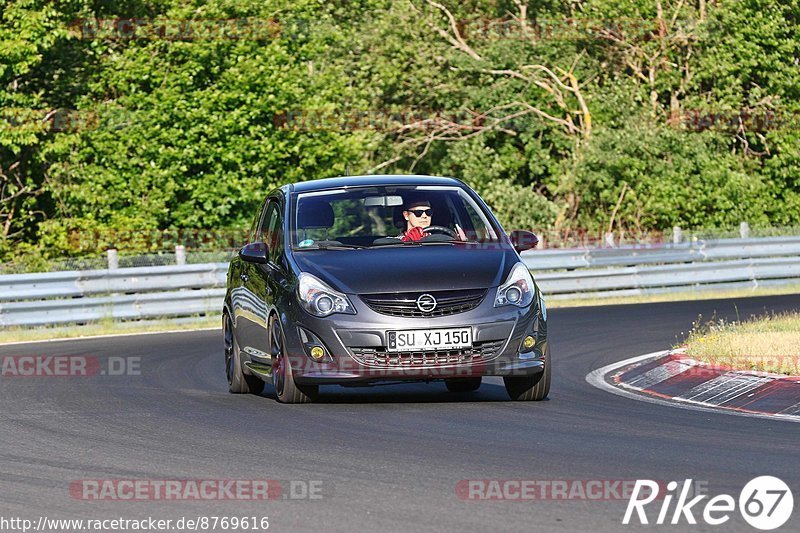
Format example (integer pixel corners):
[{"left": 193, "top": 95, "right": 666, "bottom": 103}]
[{"left": 402, "top": 226, "right": 427, "bottom": 242}]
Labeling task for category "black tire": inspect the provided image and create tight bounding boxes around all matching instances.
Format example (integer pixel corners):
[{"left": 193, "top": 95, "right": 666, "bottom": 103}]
[
  {"left": 269, "top": 315, "right": 318, "bottom": 403},
  {"left": 224, "top": 312, "right": 265, "bottom": 395},
  {"left": 503, "top": 346, "right": 551, "bottom": 401},
  {"left": 445, "top": 377, "right": 482, "bottom": 392}
]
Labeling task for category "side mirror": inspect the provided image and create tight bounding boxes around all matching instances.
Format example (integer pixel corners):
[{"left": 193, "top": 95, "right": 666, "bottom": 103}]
[
  {"left": 239, "top": 242, "right": 269, "bottom": 264},
  {"left": 509, "top": 230, "right": 539, "bottom": 253}
]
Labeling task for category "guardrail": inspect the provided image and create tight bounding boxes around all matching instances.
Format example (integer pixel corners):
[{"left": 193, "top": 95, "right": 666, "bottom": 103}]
[
  {"left": 1, "top": 236, "right": 799, "bottom": 327},
  {"left": 0, "top": 263, "right": 228, "bottom": 327},
  {"left": 523, "top": 235, "right": 800, "bottom": 299}
]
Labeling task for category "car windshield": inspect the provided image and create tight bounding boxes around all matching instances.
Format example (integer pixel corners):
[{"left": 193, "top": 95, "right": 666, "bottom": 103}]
[{"left": 291, "top": 185, "right": 501, "bottom": 249}]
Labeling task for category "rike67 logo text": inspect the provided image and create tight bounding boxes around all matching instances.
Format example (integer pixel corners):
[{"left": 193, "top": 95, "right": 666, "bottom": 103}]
[{"left": 624, "top": 476, "right": 794, "bottom": 530}]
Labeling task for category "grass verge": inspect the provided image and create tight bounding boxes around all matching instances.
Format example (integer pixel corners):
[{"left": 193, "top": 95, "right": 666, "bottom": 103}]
[
  {"left": 0, "top": 315, "right": 220, "bottom": 345},
  {"left": 681, "top": 312, "right": 800, "bottom": 375},
  {"left": 548, "top": 284, "right": 800, "bottom": 308}
]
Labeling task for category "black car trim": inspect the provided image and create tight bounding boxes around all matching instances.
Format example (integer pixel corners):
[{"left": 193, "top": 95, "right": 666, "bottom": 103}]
[
  {"left": 360, "top": 289, "right": 487, "bottom": 318},
  {"left": 348, "top": 339, "right": 505, "bottom": 368}
]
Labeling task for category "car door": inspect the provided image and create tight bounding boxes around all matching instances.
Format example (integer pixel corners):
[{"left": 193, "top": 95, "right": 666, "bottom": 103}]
[
  {"left": 264, "top": 193, "right": 290, "bottom": 300},
  {"left": 231, "top": 198, "right": 266, "bottom": 339},
  {"left": 236, "top": 199, "right": 274, "bottom": 360},
  {"left": 238, "top": 197, "right": 285, "bottom": 360}
]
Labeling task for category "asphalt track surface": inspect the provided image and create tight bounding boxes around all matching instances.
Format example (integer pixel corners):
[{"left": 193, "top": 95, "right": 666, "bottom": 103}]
[{"left": 2, "top": 295, "right": 799, "bottom": 533}]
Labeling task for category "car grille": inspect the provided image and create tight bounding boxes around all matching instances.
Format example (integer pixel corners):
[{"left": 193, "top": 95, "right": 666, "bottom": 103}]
[
  {"left": 360, "top": 289, "right": 487, "bottom": 317},
  {"left": 349, "top": 340, "right": 505, "bottom": 368}
]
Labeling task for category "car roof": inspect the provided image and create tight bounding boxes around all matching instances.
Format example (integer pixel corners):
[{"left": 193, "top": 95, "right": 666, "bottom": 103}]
[{"left": 286, "top": 175, "right": 464, "bottom": 194}]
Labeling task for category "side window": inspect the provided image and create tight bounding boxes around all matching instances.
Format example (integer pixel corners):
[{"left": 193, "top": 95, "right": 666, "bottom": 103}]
[
  {"left": 461, "top": 198, "right": 498, "bottom": 241},
  {"left": 250, "top": 199, "right": 269, "bottom": 244},
  {"left": 258, "top": 200, "right": 283, "bottom": 264},
  {"left": 268, "top": 204, "right": 284, "bottom": 264}
]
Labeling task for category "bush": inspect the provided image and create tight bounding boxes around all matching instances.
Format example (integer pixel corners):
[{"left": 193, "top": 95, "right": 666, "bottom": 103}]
[
  {"left": 481, "top": 179, "right": 560, "bottom": 232},
  {"left": 566, "top": 123, "right": 771, "bottom": 232}
]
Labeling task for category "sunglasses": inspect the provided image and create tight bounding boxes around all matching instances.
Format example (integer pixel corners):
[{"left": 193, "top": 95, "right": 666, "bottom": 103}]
[{"left": 407, "top": 208, "right": 433, "bottom": 217}]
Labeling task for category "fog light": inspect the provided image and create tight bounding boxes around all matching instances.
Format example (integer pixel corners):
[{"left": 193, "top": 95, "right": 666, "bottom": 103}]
[
  {"left": 309, "top": 346, "right": 325, "bottom": 360},
  {"left": 523, "top": 335, "right": 535, "bottom": 350}
]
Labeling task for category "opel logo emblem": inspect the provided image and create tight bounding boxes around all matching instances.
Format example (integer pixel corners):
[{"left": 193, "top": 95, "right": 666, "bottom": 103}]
[{"left": 416, "top": 294, "right": 437, "bottom": 313}]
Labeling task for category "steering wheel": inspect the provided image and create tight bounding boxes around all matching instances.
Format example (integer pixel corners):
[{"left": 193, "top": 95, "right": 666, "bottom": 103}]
[{"left": 423, "top": 225, "right": 457, "bottom": 238}]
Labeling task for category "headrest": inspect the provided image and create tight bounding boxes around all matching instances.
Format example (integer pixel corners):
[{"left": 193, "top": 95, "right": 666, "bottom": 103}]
[
  {"left": 297, "top": 200, "right": 334, "bottom": 229},
  {"left": 393, "top": 205, "right": 406, "bottom": 229}
]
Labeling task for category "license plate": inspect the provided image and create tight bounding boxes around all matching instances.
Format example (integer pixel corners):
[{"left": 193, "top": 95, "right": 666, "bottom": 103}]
[{"left": 387, "top": 327, "right": 472, "bottom": 352}]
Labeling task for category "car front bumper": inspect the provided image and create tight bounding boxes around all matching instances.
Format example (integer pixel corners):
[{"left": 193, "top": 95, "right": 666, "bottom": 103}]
[{"left": 278, "top": 290, "right": 549, "bottom": 385}]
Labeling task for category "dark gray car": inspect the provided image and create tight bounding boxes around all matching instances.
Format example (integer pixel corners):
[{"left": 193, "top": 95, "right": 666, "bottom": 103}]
[{"left": 223, "top": 175, "right": 550, "bottom": 403}]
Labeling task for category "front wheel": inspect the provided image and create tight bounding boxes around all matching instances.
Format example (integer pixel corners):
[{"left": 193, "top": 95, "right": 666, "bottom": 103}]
[
  {"left": 224, "top": 312, "right": 265, "bottom": 395},
  {"left": 503, "top": 347, "right": 551, "bottom": 401},
  {"left": 269, "top": 315, "right": 318, "bottom": 403}
]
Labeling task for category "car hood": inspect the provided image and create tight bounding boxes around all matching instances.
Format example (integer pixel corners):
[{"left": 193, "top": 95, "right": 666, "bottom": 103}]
[{"left": 292, "top": 245, "right": 518, "bottom": 294}]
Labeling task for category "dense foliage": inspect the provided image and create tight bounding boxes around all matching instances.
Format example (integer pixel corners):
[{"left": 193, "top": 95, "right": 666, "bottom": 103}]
[{"left": 1, "top": 0, "right": 799, "bottom": 259}]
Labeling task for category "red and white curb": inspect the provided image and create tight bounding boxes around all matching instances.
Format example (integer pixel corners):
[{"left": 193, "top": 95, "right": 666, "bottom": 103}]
[{"left": 586, "top": 350, "right": 800, "bottom": 423}]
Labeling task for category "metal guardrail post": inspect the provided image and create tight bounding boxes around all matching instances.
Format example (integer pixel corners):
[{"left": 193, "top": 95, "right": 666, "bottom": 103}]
[
  {"left": 673, "top": 226, "right": 682, "bottom": 244},
  {"left": 106, "top": 248, "right": 119, "bottom": 270},
  {"left": 175, "top": 245, "right": 187, "bottom": 265},
  {"left": 740, "top": 221, "right": 750, "bottom": 239}
]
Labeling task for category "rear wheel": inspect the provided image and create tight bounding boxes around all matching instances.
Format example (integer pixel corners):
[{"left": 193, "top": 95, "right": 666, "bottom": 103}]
[
  {"left": 224, "top": 312, "right": 265, "bottom": 395},
  {"left": 445, "top": 377, "right": 482, "bottom": 392},
  {"left": 269, "top": 315, "right": 318, "bottom": 403},
  {"left": 503, "top": 347, "right": 551, "bottom": 401}
]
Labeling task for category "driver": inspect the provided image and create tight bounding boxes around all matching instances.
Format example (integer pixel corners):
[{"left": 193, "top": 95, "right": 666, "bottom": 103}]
[{"left": 399, "top": 197, "right": 433, "bottom": 242}]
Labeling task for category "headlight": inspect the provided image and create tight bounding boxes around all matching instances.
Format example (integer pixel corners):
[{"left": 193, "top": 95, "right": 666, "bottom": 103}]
[
  {"left": 297, "top": 273, "right": 356, "bottom": 317},
  {"left": 494, "top": 262, "right": 534, "bottom": 308}
]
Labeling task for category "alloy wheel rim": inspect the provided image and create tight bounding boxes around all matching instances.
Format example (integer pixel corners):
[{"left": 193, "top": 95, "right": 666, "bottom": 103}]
[
  {"left": 271, "top": 321, "right": 285, "bottom": 396},
  {"left": 224, "top": 315, "right": 234, "bottom": 385}
]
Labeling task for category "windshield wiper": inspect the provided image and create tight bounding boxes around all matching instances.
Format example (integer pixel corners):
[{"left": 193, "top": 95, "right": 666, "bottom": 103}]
[
  {"left": 369, "top": 240, "right": 460, "bottom": 248},
  {"left": 295, "top": 243, "right": 366, "bottom": 250},
  {"left": 321, "top": 244, "right": 365, "bottom": 250},
  {"left": 368, "top": 237, "right": 486, "bottom": 248},
  {"left": 368, "top": 241, "right": 419, "bottom": 248}
]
